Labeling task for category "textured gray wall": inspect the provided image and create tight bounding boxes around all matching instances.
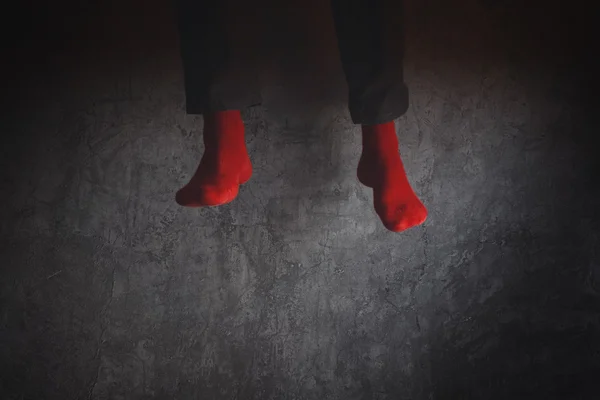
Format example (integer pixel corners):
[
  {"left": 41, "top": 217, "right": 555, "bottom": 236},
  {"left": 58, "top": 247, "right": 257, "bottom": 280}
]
[{"left": 1, "top": 0, "right": 598, "bottom": 399}]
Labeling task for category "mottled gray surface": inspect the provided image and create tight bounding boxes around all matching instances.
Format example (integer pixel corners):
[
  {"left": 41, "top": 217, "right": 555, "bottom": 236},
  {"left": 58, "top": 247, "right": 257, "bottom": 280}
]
[{"left": 1, "top": 0, "right": 599, "bottom": 399}]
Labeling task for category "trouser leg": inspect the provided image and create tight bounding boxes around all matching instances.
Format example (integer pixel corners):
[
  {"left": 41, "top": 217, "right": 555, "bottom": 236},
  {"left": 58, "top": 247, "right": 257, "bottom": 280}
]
[
  {"left": 330, "top": 0, "right": 409, "bottom": 125},
  {"left": 176, "top": 0, "right": 259, "bottom": 114}
]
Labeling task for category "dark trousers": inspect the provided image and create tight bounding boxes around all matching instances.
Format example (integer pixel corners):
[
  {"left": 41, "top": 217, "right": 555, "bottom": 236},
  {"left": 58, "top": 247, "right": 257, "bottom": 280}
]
[{"left": 176, "top": 0, "right": 409, "bottom": 125}]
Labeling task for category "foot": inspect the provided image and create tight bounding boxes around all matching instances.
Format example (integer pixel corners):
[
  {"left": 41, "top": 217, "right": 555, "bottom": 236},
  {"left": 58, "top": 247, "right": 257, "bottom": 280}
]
[
  {"left": 358, "top": 122, "right": 428, "bottom": 232},
  {"left": 176, "top": 110, "right": 252, "bottom": 207}
]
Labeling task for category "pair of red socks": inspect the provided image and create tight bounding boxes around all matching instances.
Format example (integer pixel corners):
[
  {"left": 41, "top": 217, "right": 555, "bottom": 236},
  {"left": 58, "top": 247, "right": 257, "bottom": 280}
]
[{"left": 176, "top": 110, "right": 427, "bottom": 232}]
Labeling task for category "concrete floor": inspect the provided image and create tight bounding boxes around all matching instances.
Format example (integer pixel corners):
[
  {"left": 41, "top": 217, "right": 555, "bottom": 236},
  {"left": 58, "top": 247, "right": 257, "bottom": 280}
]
[{"left": 1, "top": 0, "right": 598, "bottom": 399}]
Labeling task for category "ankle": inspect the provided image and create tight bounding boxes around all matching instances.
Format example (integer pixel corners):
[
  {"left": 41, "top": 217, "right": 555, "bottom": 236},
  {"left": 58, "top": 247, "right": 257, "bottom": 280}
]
[
  {"left": 360, "top": 143, "right": 400, "bottom": 164},
  {"left": 203, "top": 110, "right": 245, "bottom": 147},
  {"left": 361, "top": 123, "right": 399, "bottom": 154},
  {"left": 204, "top": 110, "right": 242, "bottom": 125}
]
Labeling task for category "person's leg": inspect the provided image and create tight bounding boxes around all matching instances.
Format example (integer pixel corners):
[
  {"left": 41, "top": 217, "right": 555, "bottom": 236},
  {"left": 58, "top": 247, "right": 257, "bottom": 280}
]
[
  {"left": 330, "top": 0, "right": 408, "bottom": 125},
  {"left": 330, "top": 0, "right": 427, "bottom": 232},
  {"left": 175, "top": 0, "right": 252, "bottom": 207},
  {"left": 176, "top": 0, "right": 226, "bottom": 114}
]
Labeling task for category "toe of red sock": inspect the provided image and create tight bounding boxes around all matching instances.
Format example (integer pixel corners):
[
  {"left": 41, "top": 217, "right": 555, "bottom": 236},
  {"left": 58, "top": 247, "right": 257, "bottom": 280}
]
[
  {"left": 374, "top": 197, "right": 428, "bottom": 232},
  {"left": 176, "top": 181, "right": 239, "bottom": 207}
]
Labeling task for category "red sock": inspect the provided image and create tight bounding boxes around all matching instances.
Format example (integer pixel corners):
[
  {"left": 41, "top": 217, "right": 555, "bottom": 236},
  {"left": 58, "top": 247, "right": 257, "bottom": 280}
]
[
  {"left": 176, "top": 110, "right": 252, "bottom": 207},
  {"left": 357, "top": 122, "right": 428, "bottom": 232}
]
